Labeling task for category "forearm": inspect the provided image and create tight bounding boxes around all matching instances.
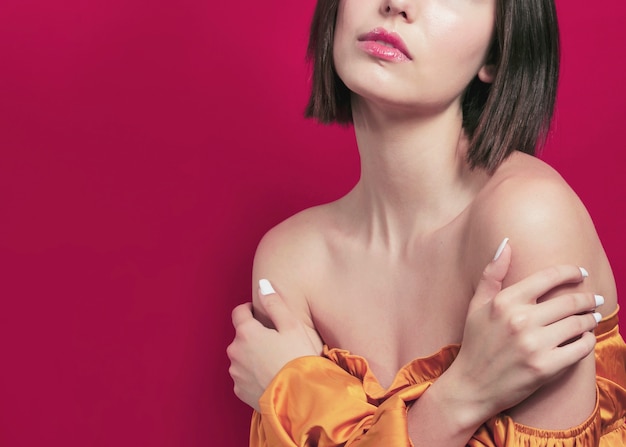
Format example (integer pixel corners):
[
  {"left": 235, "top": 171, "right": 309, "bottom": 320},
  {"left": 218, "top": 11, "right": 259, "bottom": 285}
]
[
  {"left": 407, "top": 382, "right": 487, "bottom": 447},
  {"left": 406, "top": 369, "right": 489, "bottom": 447},
  {"left": 506, "top": 354, "right": 597, "bottom": 429},
  {"left": 405, "top": 348, "right": 598, "bottom": 446}
]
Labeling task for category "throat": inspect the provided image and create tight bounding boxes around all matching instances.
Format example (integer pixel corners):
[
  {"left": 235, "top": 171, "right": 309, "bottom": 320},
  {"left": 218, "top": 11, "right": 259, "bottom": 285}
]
[{"left": 348, "top": 179, "right": 480, "bottom": 253}]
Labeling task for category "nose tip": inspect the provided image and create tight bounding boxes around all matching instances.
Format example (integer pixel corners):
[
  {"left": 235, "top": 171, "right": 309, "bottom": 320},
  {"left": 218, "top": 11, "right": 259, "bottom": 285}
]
[
  {"left": 381, "top": 0, "right": 412, "bottom": 21},
  {"left": 384, "top": 5, "right": 407, "bottom": 19}
]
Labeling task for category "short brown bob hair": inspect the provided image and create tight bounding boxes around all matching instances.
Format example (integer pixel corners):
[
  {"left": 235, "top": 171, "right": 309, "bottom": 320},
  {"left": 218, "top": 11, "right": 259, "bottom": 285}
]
[{"left": 305, "top": 0, "right": 560, "bottom": 172}]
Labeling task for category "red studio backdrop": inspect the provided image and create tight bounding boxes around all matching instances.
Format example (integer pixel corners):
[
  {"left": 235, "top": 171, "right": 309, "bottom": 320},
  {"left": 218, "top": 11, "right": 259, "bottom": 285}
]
[{"left": 0, "top": 0, "right": 624, "bottom": 445}]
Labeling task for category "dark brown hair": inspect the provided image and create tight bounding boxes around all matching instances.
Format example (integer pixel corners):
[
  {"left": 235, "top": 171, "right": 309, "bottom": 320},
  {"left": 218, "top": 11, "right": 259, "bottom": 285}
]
[{"left": 304, "top": 0, "right": 560, "bottom": 172}]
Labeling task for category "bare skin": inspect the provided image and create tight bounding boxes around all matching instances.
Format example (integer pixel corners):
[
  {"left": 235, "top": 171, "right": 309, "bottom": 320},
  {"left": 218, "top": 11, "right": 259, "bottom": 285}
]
[
  {"left": 230, "top": 248, "right": 603, "bottom": 445},
  {"left": 245, "top": 150, "right": 616, "bottom": 441}
]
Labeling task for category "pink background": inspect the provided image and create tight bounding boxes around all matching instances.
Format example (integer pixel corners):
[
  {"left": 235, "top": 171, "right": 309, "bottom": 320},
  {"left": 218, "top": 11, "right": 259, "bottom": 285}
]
[{"left": 0, "top": 0, "right": 624, "bottom": 445}]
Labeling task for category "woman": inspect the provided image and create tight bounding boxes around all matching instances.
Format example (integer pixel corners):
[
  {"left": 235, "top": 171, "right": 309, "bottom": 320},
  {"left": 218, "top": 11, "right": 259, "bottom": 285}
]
[{"left": 228, "top": 0, "right": 626, "bottom": 444}]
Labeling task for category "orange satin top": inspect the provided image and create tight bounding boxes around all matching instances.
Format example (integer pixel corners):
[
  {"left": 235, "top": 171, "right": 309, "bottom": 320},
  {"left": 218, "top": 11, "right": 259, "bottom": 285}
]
[{"left": 250, "top": 308, "right": 626, "bottom": 446}]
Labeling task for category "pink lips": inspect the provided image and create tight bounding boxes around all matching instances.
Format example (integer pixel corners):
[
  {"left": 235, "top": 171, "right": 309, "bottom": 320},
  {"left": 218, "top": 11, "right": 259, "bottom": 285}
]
[{"left": 357, "top": 27, "right": 412, "bottom": 62}]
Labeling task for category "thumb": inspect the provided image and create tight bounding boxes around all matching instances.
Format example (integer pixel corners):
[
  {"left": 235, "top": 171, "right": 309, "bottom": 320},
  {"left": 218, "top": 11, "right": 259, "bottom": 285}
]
[
  {"left": 468, "top": 238, "right": 512, "bottom": 313},
  {"left": 231, "top": 302, "right": 254, "bottom": 328},
  {"left": 257, "top": 279, "right": 298, "bottom": 333}
]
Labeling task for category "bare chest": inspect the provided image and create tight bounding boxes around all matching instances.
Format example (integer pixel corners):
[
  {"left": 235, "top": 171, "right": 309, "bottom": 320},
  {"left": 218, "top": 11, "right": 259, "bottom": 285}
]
[{"left": 309, "top": 244, "right": 474, "bottom": 388}]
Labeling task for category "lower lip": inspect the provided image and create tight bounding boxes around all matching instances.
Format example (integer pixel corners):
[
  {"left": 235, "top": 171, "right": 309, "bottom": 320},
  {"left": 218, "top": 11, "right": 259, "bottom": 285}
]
[{"left": 357, "top": 41, "right": 410, "bottom": 62}]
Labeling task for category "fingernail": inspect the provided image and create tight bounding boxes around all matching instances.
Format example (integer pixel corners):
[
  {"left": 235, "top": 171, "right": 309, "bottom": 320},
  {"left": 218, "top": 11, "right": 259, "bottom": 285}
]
[
  {"left": 579, "top": 267, "right": 589, "bottom": 278},
  {"left": 259, "top": 279, "right": 276, "bottom": 296},
  {"left": 594, "top": 295, "right": 605, "bottom": 307},
  {"left": 493, "top": 237, "right": 509, "bottom": 261},
  {"left": 593, "top": 312, "right": 602, "bottom": 323}
]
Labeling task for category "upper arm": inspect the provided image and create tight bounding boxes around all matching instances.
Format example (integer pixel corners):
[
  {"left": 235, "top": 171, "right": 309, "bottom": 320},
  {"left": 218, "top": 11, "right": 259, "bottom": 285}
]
[
  {"left": 469, "top": 169, "right": 617, "bottom": 429},
  {"left": 473, "top": 173, "right": 617, "bottom": 312},
  {"left": 250, "top": 215, "right": 324, "bottom": 348}
]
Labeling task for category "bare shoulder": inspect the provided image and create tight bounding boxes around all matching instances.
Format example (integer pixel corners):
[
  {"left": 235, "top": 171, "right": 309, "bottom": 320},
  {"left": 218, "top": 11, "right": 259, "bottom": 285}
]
[
  {"left": 254, "top": 205, "right": 331, "bottom": 284},
  {"left": 251, "top": 203, "right": 336, "bottom": 329},
  {"left": 470, "top": 151, "right": 591, "bottom": 245},
  {"left": 467, "top": 152, "right": 617, "bottom": 312}
]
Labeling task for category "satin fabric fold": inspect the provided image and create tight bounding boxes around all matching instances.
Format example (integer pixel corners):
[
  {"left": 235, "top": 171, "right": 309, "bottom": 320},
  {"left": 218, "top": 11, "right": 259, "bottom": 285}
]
[{"left": 251, "top": 308, "right": 626, "bottom": 446}]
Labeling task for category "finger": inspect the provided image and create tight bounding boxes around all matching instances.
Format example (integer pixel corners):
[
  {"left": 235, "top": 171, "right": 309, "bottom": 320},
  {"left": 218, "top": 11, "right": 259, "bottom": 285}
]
[
  {"left": 543, "top": 331, "right": 596, "bottom": 375},
  {"left": 231, "top": 302, "right": 254, "bottom": 328},
  {"left": 256, "top": 281, "right": 298, "bottom": 333},
  {"left": 535, "top": 292, "right": 603, "bottom": 327},
  {"left": 505, "top": 264, "right": 588, "bottom": 305},
  {"left": 259, "top": 278, "right": 276, "bottom": 296},
  {"left": 468, "top": 238, "right": 511, "bottom": 313},
  {"left": 540, "top": 312, "right": 600, "bottom": 349}
]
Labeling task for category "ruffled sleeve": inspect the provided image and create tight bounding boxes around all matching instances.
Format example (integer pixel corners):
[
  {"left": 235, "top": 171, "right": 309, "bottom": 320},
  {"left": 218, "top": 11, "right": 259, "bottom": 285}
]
[
  {"left": 468, "top": 397, "right": 603, "bottom": 447},
  {"left": 251, "top": 355, "right": 388, "bottom": 446},
  {"left": 250, "top": 347, "right": 457, "bottom": 446},
  {"left": 250, "top": 359, "right": 432, "bottom": 446}
]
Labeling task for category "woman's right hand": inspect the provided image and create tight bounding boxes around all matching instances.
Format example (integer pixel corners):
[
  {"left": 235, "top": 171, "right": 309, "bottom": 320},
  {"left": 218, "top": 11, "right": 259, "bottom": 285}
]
[
  {"left": 227, "top": 282, "right": 323, "bottom": 411},
  {"left": 437, "top": 238, "right": 601, "bottom": 428}
]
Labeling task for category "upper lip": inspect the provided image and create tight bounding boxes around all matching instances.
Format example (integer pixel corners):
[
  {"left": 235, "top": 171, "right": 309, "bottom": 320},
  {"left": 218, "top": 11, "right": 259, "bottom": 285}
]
[{"left": 358, "top": 27, "right": 412, "bottom": 60}]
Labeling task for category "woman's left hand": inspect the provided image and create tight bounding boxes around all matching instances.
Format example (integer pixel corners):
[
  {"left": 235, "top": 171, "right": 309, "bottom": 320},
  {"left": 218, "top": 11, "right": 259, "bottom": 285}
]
[{"left": 227, "top": 283, "right": 323, "bottom": 411}]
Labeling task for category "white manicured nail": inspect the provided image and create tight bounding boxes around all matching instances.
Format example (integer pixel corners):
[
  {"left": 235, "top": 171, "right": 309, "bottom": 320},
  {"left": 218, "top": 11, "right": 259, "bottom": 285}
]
[
  {"left": 593, "top": 312, "right": 602, "bottom": 323},
  {"left": 259, "top": 279, "right": 275, "bottom": 296},
  {"left": 579, "top": 267, "right": 589, "bottom": 278},
  {"left": 493, "top": 237, "right": 509, "bottom": 261},
  {"left": 595, "top": 295, "right": 605, "bottom": 307}
]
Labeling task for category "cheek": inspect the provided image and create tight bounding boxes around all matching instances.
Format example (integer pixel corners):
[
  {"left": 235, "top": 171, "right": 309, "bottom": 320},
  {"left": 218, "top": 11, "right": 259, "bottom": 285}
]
[
  {"left": 450, "top": 29, "right": 493, "bottom": 74},
  {"left": 439, "top": 28, "right": 492, "bottom": 74},
  {"left": 424, "top": 8, "right": 495, "bottom": 69},
  {"left": 333, "top": 0, "right": 355, "bottom": 49}
]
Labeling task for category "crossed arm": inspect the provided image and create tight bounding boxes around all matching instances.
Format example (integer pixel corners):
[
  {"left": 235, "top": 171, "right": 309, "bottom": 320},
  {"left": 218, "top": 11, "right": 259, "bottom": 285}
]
[{"left": 228, "top": 242, "right": 603, "bottom": 446}]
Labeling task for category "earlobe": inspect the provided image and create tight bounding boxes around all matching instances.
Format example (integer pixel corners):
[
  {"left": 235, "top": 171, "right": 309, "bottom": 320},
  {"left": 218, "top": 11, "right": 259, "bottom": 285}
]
[{"left": 478, "top": 64, "right": 496, "bottom": 84}]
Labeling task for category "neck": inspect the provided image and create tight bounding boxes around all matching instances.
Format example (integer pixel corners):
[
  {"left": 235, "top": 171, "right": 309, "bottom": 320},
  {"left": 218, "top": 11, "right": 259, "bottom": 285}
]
[{"left": 346, "top": 97, "right": 489, "bottom": 247}]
